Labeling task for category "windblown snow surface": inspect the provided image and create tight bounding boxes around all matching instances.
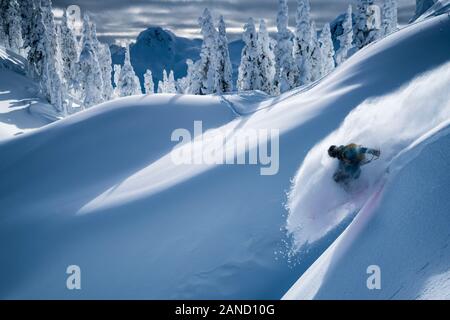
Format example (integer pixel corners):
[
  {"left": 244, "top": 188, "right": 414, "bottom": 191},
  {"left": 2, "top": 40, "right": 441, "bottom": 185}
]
[{"left": 1, "top": 12, "right": 450, "bottom": 299}]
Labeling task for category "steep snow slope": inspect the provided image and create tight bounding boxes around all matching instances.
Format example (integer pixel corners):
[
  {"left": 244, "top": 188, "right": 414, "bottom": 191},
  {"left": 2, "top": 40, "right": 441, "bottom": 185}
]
[
  {"left": 0, "top": 48, "right": 56, "bottom": 141},
  {"left": 286, "top": 60, "right": 450, "bottom": 250},
  {"left": 1, "top": 14, "right": 450, "bottom": 299},
  {"left": 284, "top": 122, "right": 450, "bottom": 299}
]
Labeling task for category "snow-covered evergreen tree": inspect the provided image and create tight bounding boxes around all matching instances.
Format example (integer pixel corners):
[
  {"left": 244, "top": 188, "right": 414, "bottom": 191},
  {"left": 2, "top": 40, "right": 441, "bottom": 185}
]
[
  {"left": 319, "top": 23, "right": 335, "bottom": 77},
  {"left": 113, "top": 64, "right": 121, "bottom": 96},
  {"left": 158, "top": 69, "right": 177, "bottom": 93},
  {"left": 309, "top": 21, "right": 322, "bottom": 82},
  {"left": 189, "top": 8, "right": 217, "bottom": 95},
  {"left": 177, "top": 59, "right": 194, "bottom": 94},
  {"left": 98, "top": 43, "right": 114, "bottom": 101},
  {"left": 354, "top": 0, "right": 380, "bottom": 49},
  {"left": 274, "top": 0, "right": 296, "bottom": 93},
  {"left": 117, "top": 44, "right": 141, "bottom": 97},
  {"left": 382, "top": 0, "right": 398, "bottom": 36},
  {"left": 6, "top": 0, "right": 23, "bottom": 54},
  {"left": 294, "top": 0, "right": 313, "bottom": 85},
  {"left": 158, "top": 69, "right": 168, "bottom": 93},
  {"left": 214, "top": 15, "right": 233, "bottom": 94},
  {"left": 77, "top": 14, "right": 104, "bottom": 107},
  {"left": 18, "top": 0, "right": 34, "bottom": 51},
  {"left": 335, "top": 5, "right": 354, "bottom": 66},
  {"left": 40, "top": 0, "right": 65, "bottom": 113},
  {"left": 144, "top": 69, "right": 154, "bottom": 94},
  {"left": 0, "top": 25, "right": 7, "bottom": 49},
  {"left": 255, "top": 19, "right": 276, "bottom": 95},
  {"left": 157, "top": 80, "right": 164, "bottom": 93},
  {"left": 167, "top": 70, "right": 177, "bottom": 93},
  {"left": 59, "top": 9, "right": 79, "bottom": 91},
  {"left": 0, "top": 0, "right": 10, "bottom": 48},
  {"left": 27, "top": 0, "right": 46, "bottom": 79},
  {"left": 237, "top": 18, "right": 259, "bottom": 92}
]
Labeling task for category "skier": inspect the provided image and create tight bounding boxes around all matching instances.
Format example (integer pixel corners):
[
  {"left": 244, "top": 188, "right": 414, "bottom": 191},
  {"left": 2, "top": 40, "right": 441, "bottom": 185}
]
[{"left": 328, "top": 143, "right": 380, "bottom": 184}]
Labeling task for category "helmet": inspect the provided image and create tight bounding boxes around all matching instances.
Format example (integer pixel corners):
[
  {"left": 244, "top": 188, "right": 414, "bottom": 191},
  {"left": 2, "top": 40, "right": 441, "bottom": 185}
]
[{"left": 328, "top": 145, "right": 338, "bottom": 158}]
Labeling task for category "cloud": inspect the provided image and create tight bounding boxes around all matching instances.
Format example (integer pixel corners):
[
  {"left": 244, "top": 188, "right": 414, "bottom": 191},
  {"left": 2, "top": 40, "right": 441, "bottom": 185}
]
[{"left": 52, "top": 0, "right": 416, "bottom": 43}]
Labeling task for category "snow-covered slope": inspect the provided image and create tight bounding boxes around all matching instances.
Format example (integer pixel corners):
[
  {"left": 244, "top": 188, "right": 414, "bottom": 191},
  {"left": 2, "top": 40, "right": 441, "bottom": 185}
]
[
  {"left": 284, "top": 122, "right": 450, "bottom": 299},
  {"left": 1, "top": 13, "right": 450, "bottom": 299},
  {"left": 285, "top": 60, "right": 450, "bottom": 250},
  {"left": 0, "top": 47, "right": 57, "bottom": 141}
]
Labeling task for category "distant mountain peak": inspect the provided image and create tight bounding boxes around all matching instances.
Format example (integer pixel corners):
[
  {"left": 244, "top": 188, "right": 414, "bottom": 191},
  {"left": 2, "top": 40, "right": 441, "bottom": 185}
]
[{"left": 136, "top": 26, "right": 176, "bottom": 46}]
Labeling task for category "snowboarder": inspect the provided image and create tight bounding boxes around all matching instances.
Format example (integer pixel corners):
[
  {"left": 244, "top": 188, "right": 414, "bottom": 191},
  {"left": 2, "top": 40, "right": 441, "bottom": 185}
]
[{"left": 328, "top": 143, "right": 380, "bottom": 184}]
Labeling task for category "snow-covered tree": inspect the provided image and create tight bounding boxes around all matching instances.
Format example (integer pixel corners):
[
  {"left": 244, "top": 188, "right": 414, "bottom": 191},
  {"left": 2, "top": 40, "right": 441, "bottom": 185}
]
[
  {"left": 214, "top": 15, "right": 233, "bottom": 94},
  {"left": 294, "top": 0, "right": 314, "bottom": 86},
  {"left": 59, "top": 9, "right": 79, "bottom": 90},
  {"left": 90, "top": 19, "right": 101, "bottom": 53},
  {"left": 309, "top": 21, "right": 322, "bottom": 82},
  {"left": 382, "top": 0, "right": 398, "bottom": 36},
  {"left": 177, "top": 59, "right": 195, "bottom": 94},
  {"left": 98, "top": 43, "right": 114, "bottom": 101},
  {"left": 26, "top": 0, "right": 46, "bottom": 79},
  {"left": 167, "top": 70, "right": 177, "bottom": 93},
  {"left": 335, "top": 5, "right": 354, "bottom": 66},
  {"left": 319, "top": 23, "right": 335, "bottom": 77},
  {"left": 158, "top": 69, "right": 177, "bottom": 93},
  {"left": 237, "top": 18, "right": 259, "bottom": 92},
  {"left": 144, "top": 69, "right": 154, "bottom": 94},
  {"left": 0, "top": 0, "right": 9, "bottom": 48},
  {"left": 0, "top": 0, "right": 10, "bottom": 48},
  {"left": 113, "top": 64, "right": 121, "bottom": 95},
  {"left": 157, "top": 80, "right": 164, "bottom": 93},
  {"left": 117, "top": 44, "right": 141, "bottom": 97},
  {"left": 354, "top": 0, "right": 380, "bottom": 49},
  {"left": 40, "top": 0, "right": 65, "bottom": 113},
  {"left": 255, "top": 19, "right": 276, "bottom": 95},
  {"left": 274, "top": 0, "right": 296, "bottom": 93},
  {"left": 77, "top": 14, "right": 103, "bottom": 107},
  {"left": 189, "top": 8, "right": 217, "bottom": 95},
  {"left": 18, "top": 0, "right": 35, "bottom": 51},
  {"left": 158, "top": 70, "right": 167, "bottom": 93},
  {"left": 6, "top": 0, "right": 23, "bottom": 54}
]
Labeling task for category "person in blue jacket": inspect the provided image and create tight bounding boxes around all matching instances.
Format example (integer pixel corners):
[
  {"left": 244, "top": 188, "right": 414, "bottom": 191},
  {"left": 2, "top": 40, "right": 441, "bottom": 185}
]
[{"left": 328, "top": 143, "right": 380, "bottom": 184}]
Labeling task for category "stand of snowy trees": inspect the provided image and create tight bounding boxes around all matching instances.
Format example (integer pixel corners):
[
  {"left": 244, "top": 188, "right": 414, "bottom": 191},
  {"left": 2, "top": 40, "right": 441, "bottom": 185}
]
[
  {"left": 0, "top": 0, "right": 401, "bottom": 112},
  {"left": 0, "top": 0, "right": 116, "bottom": 115},
  {"left": 183, "top": 0, "right": 399, "bottom": 95}
]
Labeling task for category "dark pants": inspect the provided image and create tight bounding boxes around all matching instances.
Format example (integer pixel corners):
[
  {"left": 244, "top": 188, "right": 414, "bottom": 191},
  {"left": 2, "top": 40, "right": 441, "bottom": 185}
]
[{"left": 333, "top": 162, "right": 361, "bottom": 183}]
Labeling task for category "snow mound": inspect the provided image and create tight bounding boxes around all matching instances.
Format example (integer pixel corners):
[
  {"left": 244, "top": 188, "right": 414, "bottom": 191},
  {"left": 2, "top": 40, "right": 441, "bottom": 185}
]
[
  {"left": 286, "top": 60, "right": 450, "bottom": 251},
  {"left": 284, "top": 122, "right": 450, "bottom": 299}
]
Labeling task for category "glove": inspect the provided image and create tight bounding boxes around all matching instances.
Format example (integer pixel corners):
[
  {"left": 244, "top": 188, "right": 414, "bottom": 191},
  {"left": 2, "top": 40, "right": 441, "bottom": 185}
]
[{"left": 372, "top": 149, "right": 381, "bottom": 157}]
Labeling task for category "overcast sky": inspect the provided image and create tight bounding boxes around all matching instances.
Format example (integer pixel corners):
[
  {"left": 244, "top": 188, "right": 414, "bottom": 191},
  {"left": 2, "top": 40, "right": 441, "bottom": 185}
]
[{"left": 52, "top": 0, "right": 417, "bottom": 44}]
